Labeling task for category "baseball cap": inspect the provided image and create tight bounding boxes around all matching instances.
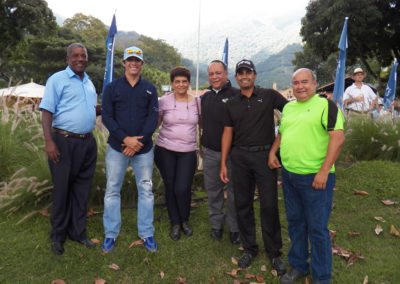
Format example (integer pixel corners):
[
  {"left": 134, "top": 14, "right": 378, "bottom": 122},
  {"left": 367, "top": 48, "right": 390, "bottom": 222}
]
[
  {"left": 123, "top": 46, "right": 144, "bottom": 61},
  {"left": 353, "top": 67, "right": 364, "bottom": 75},
  {"left": 235, "top": 59, "right": 256, "bottom": 74}
]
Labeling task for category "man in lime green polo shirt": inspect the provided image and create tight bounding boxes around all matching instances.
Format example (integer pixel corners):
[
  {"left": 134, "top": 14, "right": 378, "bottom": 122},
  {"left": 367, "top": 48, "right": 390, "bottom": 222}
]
[{"left": 268, "top": 68, "right": 345, "bottom": 284}]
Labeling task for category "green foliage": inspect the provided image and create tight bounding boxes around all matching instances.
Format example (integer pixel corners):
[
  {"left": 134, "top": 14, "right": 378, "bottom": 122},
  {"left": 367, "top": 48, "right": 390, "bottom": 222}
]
[
  {"left": 137, "top": 36, "right": 182, "bottom": 73},
  {"left": 63, "top": 13, "right": 107, "bottom": 47},
  {"left": 296, "top": 0, "right": 400, "bottom": 93},
  {"left": 342, "top": 117, "right": 400, "bottom": 162},
  {"left": 0, "top": 0, "right": 57, "bottom": 81}
]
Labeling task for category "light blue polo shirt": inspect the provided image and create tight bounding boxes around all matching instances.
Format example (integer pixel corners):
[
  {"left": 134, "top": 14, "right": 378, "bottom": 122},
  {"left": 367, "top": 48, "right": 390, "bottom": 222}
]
[{"left": 39, "top": 66, "right": 97, "bottom": 134}]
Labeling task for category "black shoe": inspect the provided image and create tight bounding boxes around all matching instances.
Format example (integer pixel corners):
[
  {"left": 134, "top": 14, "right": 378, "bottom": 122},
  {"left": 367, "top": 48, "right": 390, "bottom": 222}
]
[
  {"left": 51, "top": 241, "right": 64, "bottom": 255},
  {"left": 229, "top": 231, "right": 240, "bottom": 244},
  {"left": 271, "top": 257, "right": 287, "bottom": 276},
  {"left": 78, "top": 238, "right": 96, "bottom": 248},
  {"left": 238, "top": 252, "right": 254, "bottom": 268},
  {"left": 181, "top": 222, "right": 193, "bottom": 236},
  {"left": 210, "top": 229, "right": 223, "bottom": 240},
  {"left": 170, "top": 225, "right": 181, "bottom": 241},
  {"left": 280, "top": 268, "right": 309, "bottom": 284}
]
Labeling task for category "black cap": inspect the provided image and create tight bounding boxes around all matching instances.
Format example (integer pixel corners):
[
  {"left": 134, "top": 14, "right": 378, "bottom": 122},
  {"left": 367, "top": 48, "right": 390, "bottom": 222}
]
[{"left": 235, "top": 59, "right": 256, "bottom": 74}]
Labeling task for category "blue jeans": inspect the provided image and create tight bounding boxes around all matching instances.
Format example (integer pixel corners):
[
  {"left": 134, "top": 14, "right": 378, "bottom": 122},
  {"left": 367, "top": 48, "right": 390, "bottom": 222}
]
[
  {"left": 103, "top": 145, "right": 155, "bottom": 239},
  {"left": 282, "top": 167, "right": 335, "bottom": 284}
]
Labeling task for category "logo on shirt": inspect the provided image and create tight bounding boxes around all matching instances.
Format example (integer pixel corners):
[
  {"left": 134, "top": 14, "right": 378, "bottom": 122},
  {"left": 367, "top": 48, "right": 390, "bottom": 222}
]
[
  {"left": 222, "top": 98, "right": 229, "bottom": 103},
  {"left": 257, "top": 98, "right": 263, "bottom": 103},
  {"left": 146, "top": 90, "right": 152, "bottom": 95}
]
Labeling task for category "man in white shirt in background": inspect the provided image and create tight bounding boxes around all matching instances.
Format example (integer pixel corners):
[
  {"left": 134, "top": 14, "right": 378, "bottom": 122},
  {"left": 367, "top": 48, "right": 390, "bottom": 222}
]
[{"left": 343, "top": 67, "right": 377, "bottom": 118}]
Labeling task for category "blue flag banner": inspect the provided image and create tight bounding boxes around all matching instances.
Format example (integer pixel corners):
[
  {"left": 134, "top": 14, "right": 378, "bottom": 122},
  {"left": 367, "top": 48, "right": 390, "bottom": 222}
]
[
  {"left": 383, "top": 59, "right": 398, "bottom": 110},
  {"left": 222, "top": 38, "right": 229, "bottom": 67},
  {"left": 102, "top": 14, "right": 117, "bottom": 95},
  {"left": 333, "top": 17, "right": 348, "bottom": 108}
]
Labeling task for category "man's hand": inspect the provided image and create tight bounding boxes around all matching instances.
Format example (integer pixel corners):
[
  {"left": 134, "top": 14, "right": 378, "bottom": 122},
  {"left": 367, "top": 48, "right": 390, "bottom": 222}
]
[
  {"left": 45, "top": 139, "right": 60, "bottom": 163},
  {"left": 268, "top": 152, "right": 281, "bottom": 169},
  {"left": 122, "top": 146, "right": 136, "bottom": 157},
  {"left": 312, "top": 169, "right": 330, "bottom": 190},
  {"left": 122, "top": 136, "right": 144, "bottom": 152},
  {"left": 220, "top": 163, "right": 229, "bottom": 184}
]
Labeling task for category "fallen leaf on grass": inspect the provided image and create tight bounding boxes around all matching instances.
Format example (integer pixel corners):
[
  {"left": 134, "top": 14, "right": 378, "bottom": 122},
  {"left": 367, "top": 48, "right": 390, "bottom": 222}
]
[
  {"left": 91, "top": 238, "right": 101, "bottom": 244},
  {"left": 260, "top": 265, "right": 267, "bottom": 272},
  {"left": 94, "top": 278, "right": 106, "bottom": 284},
  {"left": 381, "top": 199, "right": 397, "bottom": 206},
  {"left": 87, "top": 208, "right": 101, "bottom": 217},
  {"left": 245, "top": 273, "right": 256, "bottom": 279},
  {"left": 238, "top": 245, "right": 244, "bottom": 251},
  {"left": 375, "top": 224, "right": 383, "bottom": 235},
  {"left": 374, "top": 216, "right": 386, "bottom": 223},
  {"left": 329, "top": 230, "right": 337, "bottom": 239},
  {"left": 346, "top": 253, "right": 364, "bottom": 267},
  {"left": 255, "top": 274, "right": 265, "bottom": 283},
  {"left": 128, "top": 239, "right": 144, "bottom": 248},
  {"left": 109, "top": 263, "right": 120, "bottom": 271},
  {"left": 51, "top": 280, "right": 66, "bottom": 284},
  {"left": 332, "top": 244, "right": 352, "bottom": 258},
  {"left": 363, "top": 275, "right": 368, "bottom": 284},
  {"left": 190, "top": 202, "right": 198, "bottom": 208},
  {"left": 231, "top": 257, "right": 238, "bottom": 266},
  {"left": 233, "top": 280, "right": 241, "bottom": 284},
  {"left": 39, "top": 208, "right": 49, "bottom": 217},
  {"left": 159, "top": 271, "right": 165, "bottom": 279},
  {"left": 270, "top": 270, "right": 278, "bottom": 277},
  {"left": 225, "top": 269, "right": 242, "bottom": 278},
  {"left": 390, "top": 224, "right": 400, "bottom": 237},
  {"left": 176, "top": 276, "right": 186, "bottom": 283},
  {"left": 347, "top": 231, "right": 361, "bottom": 237},
  {"left": 353, "top": 190, "right": 369, "bottom": 196}
]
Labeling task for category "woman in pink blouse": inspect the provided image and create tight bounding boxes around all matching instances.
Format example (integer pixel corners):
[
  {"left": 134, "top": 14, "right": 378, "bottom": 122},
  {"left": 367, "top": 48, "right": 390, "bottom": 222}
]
[{"left": 154, "top": 66, "right": 200, "bottom": 241}]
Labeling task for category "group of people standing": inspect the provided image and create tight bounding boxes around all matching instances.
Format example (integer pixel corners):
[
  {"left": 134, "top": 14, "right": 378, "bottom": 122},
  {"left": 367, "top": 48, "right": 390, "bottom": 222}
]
[{"left": 39, "top": 42, "right": 345, "bottom": 284}]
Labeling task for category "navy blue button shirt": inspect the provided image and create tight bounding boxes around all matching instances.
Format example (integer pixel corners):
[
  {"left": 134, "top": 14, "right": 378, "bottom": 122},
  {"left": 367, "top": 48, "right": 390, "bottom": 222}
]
[{"left": 102, "top": 76, "right": 159, "bottom": 154}]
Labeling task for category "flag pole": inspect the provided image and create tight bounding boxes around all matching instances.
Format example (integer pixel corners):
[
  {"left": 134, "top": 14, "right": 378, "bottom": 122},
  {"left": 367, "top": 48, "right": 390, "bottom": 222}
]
[{"left": 195, "top": 0, "right": 201, "bottom": 96}]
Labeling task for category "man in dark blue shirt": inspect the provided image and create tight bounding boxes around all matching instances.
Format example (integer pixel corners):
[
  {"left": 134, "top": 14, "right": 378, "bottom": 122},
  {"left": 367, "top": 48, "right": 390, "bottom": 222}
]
[{"left": 101, "top": 46, "right": 159, "bottom": 253}]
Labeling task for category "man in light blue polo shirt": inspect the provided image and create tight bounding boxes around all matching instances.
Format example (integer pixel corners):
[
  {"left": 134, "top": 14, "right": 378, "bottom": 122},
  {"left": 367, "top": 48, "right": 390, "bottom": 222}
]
[{"left": 39, "top": 43, "right": 98, "bottom": 255}]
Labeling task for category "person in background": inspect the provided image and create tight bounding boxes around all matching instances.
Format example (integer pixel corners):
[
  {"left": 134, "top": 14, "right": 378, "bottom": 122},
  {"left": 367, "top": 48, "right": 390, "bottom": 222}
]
[
  {"left": 269, "top": 68, "right": 345, "bottom": 284},
  {"left": 101, "top": 46, "right": 159, "bottom": 253},
  {"left": 343, "top": 67, "right": 377, "bottom": 117},
  {"left": 201, "top": 60, "right": 240, "bottom": 244},
  {"left": 154, "top": 66, "right": 200, "bottom": 241},
  {"left": 40, "top": 43, "right": 98, "bottom": 255},
  {"left": 220, "top": 59, "right": 287, "bottom": 274}
]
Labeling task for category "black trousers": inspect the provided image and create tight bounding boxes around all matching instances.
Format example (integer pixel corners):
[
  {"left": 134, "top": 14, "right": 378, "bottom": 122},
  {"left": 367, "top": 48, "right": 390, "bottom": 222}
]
[
  {"left": 231, "top": 147, "right": 283, "bottom": 259},
  {"left": 154, "top": 145, "right": 197, "bottom": 225},
  {"left": 49, "top": 133, "right": 97, "bottom": 242}
]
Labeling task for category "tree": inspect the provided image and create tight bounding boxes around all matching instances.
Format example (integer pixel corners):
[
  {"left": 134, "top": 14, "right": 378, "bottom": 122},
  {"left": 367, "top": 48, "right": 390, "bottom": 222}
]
[
  {"left": 63, "top": 13, "right": 108, "bottom": 47},
  {"left": 299, "top": 0, "right": 400, "bottom": 81},
  {"left": 0, "top": 0, "right": 57, "bottom": 82}
]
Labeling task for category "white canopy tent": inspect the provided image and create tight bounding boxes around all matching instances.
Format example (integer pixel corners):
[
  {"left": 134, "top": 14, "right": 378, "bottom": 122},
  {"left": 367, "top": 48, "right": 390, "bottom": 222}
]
[{"left": 0, "top": 81, "right": 45, "bottom": 98}]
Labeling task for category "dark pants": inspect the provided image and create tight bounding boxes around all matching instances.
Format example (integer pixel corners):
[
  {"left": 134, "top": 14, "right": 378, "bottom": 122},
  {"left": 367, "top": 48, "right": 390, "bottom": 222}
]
[
  {"left": 154, "top": 145, "right": 197, "bottom": 225},
  {"left": 231, "top": 147, "right": 283, "bottom": 259},
  {"left": 49, "top": 133, "right": 97, "bottom": 242},
  {"left": 282, "top": 167, "right": 335, "bottom": 283}
]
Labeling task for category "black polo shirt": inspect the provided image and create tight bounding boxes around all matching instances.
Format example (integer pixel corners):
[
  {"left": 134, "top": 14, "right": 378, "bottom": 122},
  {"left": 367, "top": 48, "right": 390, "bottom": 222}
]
[
  {"left": 224, "top": 87, "right": 287, "bottom": 147},
  {"left": 200, "top": 81, "right": 239, "bottom": 151}
]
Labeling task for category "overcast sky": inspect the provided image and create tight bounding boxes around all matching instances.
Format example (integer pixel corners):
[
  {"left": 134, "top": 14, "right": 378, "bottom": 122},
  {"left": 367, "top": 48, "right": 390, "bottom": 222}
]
[{"left": 45, "top": 0, "right": 310, "bottom": 39}]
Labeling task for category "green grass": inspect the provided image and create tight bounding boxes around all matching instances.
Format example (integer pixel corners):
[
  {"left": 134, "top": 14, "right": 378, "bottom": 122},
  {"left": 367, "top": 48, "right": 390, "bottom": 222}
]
[{"left": 0, "top": 161, "right": 399, "bottom": 283}]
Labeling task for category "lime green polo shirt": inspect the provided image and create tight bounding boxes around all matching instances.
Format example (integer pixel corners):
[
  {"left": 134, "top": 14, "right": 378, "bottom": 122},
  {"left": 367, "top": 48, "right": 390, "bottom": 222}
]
[{"left": 279, "top": 94, "right": 344, "bottom": 174}]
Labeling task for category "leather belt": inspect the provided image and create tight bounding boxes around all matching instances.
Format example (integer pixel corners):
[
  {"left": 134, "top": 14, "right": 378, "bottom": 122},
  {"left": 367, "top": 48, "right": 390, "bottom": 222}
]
[
  {"left": 53, "top": 128, "right": 92, "bottom": 139},
  {"left": 238, "top": 145, "right": 270, "bottom": 152}
]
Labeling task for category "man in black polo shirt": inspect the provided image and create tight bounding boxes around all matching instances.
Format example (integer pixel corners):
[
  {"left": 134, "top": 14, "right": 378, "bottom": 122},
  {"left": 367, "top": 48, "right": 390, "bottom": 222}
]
[
  {"left": 201, "top": 60, "right": 240, "bottom": 244},
  {"left": 220, "top": 59, "right": 287, "bottom": 273}
]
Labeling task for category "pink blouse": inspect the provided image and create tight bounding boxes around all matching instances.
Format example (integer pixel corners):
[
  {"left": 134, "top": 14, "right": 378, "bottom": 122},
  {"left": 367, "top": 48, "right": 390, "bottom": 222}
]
[{"left": 156, "top": 93, "right": 200, "bottom": 152}]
